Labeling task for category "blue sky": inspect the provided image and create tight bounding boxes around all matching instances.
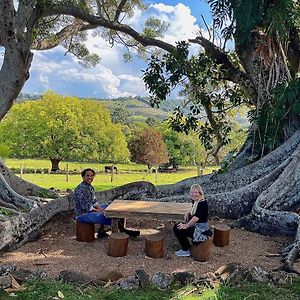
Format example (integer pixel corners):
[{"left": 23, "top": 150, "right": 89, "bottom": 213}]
[{"left": 21, "top": 1, "right": 212, "bottom": 99}]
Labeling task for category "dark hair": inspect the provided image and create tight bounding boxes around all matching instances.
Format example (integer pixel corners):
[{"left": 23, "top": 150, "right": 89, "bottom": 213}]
[{"left": 81, "top": 168, "right": 95, "bottom": 177}]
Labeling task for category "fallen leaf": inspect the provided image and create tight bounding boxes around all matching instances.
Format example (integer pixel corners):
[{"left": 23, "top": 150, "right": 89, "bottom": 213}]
[{"left": 58, "top": 290, "right": 65, "bottom": 298}]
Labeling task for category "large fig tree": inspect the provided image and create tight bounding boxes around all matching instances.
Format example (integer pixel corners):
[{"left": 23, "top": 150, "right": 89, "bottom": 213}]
[{"left": 0, "top": 0, "right": 300, "bottom": 273}]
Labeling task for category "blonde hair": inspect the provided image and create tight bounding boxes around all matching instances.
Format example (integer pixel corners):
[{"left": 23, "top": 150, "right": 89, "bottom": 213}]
[
  {"left": 190, "top": 184, "right": 204, "bottom": 215},
  {"left": 190, "top": 184, "right": 204, "bottom": 197}
]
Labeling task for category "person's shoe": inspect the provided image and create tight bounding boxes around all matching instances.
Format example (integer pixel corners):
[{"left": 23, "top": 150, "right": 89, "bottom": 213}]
[
  {"left": 122, "top": 228, "right": 140, "bottom": 237},
  {"left": 97, "top": 231, "right": 109, "bottom": 239},
  {"left": 175, "top": 249, "right": 190, "bottom": 257}
]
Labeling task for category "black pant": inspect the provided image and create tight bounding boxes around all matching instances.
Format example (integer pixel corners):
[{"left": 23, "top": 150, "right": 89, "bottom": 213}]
[{"left": 173, "top": 223, "right": 195, "bottom": 251}]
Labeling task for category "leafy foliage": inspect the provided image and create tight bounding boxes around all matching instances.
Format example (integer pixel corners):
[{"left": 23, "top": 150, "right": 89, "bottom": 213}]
[
  {"left": 143, "top": 17, "right": 169, "bottom": 38},
  {"left": 128, "top": 128, "right": 169, "bottom": 168},
  {"left": 0, "top": 143, "right": 10, "bottom": 159},
  {"left": 0, "top": 92, "right": 129, "bottom": 169},
  {"left": 161, "top": 125, "right": 208, "bottom": 168},
  {"left": 208, "top": 0, "right": 299, "bottom": 45},
  {"left": 248, "top": 78, "right": 300, "bottom": 156},
  {"left": 143, "top": 42, "right": 246, "bottom": 162}
]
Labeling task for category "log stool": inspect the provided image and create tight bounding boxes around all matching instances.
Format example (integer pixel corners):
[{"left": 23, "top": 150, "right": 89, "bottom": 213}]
[
  {"left": 191, "top": 238, "right": 213, "bottom": 262},
  {"left": 76, "top": 221, "right": 95, "bottom": 242},
  {"left": 145, "top": 234, "right": 164, "bottom": 258},
  {"left": 213, "top": 224, "right": 231, "bottom": 247},
  {"left": 107, "top": 232, "right": 129, "bottom": 257}
]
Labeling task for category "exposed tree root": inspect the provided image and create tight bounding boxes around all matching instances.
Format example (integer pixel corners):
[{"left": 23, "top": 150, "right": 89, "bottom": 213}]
[{"left": 0, "top": 132, "right": 300, "bottom": 270}]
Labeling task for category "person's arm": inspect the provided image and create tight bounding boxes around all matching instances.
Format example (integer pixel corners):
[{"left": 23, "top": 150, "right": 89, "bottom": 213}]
[
  {"left": 183, "top": 212, "right": 190, "bottom": 222},
  {"left": 178, "top": 216, "right": 199, "bottom": 230},
  {"left": 74, "top": 185, "right": 92, "bottom": 214},
  {"left": 91, "top": 201, "right": 105, "bottom": 213}
]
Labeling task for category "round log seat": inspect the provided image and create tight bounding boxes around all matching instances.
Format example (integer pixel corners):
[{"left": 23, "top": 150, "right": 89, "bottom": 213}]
[
  {"left": 107, "top": 232, "right": 129, "bottom": 257},
  {"left": 145, "top": 234, "right": 164, "bottom": 258},
  {"left": 76, "top": 221, "right": 95, "bottom": 242},
  {"left": 191, "top": 238, "right": 213, "bottom": 262},
  {"left": 213, "top": 224, "right": 231, "bottom": 247}
]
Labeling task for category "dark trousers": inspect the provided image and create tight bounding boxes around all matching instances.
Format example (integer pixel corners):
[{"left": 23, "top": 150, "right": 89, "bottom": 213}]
[{"left": 173, "top": 223, "right": 195, "bottom": 251}]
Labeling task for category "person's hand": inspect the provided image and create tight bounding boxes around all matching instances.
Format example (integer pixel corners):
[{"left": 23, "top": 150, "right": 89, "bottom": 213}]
[
  {"left": 183, "top": 212, "right": 189, "bottom": 222},
  {"left": 177, "top": 222, "right": 188, "bottom": 230},
  {"left": 92, "top": 206, "right": 102, "bottom": 213}
]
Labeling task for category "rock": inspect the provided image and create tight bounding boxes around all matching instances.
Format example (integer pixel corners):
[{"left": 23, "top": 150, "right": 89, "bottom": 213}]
[
  {"left": 0, "top": 275, "right": 12, "bottom": 289},
  {"left": 58, "top": 270, "right": 92, "bottom": 285},
  {"left": 11, "top": 269, "right": 36, "bottom": 283},
  {"left": 96, "top": 269, "right": 123, "bottom": 282},
  {"left": 172, "top": 271, "right": 196, "bottom": 285},
  {"left": 0, "top": 264, "right": 16, "bottom": 275},
  {"left": 214, "top": 264, "right": 273, "bottom": 284},
  {"left": 270, "top": 271, "right": 298, "bottom": 285},
  {"left": 151, "top": 272, "right": 173, "bottom": 289},
  {"left": 10, "top": 268, "right": 47, "bottom": 283},
  {"left": 32, "top": 269, "right": 48, "bottom": 279},
  {"left": 214, "top": 263, "right": 247, "bottom": 282},
  {"left": 135, "top": 269, "right": 150, "bottom": 288},
  {"left": 116, "top": 275, "right": 139, "bottom": 289},
  {"left": 247, "top": 266, "right": 271, "bottom": 283}
]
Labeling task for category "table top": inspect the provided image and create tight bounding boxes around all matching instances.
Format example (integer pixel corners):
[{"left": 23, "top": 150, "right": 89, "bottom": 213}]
[{"left": 105, "top": 200, "right": 191, "bottom": 221}]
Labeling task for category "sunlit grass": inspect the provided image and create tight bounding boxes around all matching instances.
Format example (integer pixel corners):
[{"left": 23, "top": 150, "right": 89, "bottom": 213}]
[
  {"left": 0, "top": 278, "right": 299, "bottom": 300},
  {"left": 5, "top": 158, "right": 219, "bottom": 191}
]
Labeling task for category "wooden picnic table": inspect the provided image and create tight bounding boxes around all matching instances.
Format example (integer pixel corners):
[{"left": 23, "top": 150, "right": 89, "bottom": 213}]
[{"left": 105, "top": 200, "right": 191, "bottom": 233}]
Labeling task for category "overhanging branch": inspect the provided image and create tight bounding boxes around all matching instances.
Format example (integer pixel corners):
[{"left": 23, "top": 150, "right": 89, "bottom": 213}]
[
  {"left": 189, "top": 36, "right": 247, "bottom": 84},
  {"left": 36, "top": 4, "right": 176, "bottom": 53}
]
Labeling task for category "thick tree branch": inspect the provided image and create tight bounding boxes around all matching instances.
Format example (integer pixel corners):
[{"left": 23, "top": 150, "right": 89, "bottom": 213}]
[
  {"left": 31, "top": 19, "right": 85, "bottom": 50},
  {"left": 114, "top": 0, "right": 128, "bottom": 22},
  {"left": 36, "top": 4, "right": 175, "bottom": 53}
]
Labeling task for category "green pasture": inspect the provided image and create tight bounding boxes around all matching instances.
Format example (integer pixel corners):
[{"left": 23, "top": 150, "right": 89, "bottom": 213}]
[
  {"left": 5, "top": 159, "right": 218, "bottom": 191},
  {"left": 5, "top": 158, "right": 147, "bottom": 172}
]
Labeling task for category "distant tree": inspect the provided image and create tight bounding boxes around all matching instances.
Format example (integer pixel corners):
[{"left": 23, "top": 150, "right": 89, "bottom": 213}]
[
  {"left": 162, "top": 127, "right": 193, "bottom": 169},
  {"left": 145, "top": 117, "right": 160, "bottom": 127},
  {"left": 110, "top": 104, "right": 131, "bottom": 125},
  {"left": 0, "top": 144, "right": 10, "bottom": 160},
  {"left": 0, "top": 92, "right": 129, "bottom": 171},
  {"left": 128, "top": 128, "right": 169, "bottom": 170}
]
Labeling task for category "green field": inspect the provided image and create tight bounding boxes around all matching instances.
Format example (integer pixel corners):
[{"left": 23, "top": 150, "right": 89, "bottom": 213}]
[{"left": 5, "top": 159, "right": 218, "bottom": 191}]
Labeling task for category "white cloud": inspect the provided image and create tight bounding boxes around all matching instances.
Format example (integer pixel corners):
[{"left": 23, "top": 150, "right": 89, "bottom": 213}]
[
  {"left": 151, "top": 3, "right": 174, "bottom": 13},
  {"left": 38, "top": 74, "right": 50, "bottom": 90},
  {"left": 150, "top": 3, "right": 200, "bottom": 44},
  {"left": 22, "top": 2, "right": 208, "bottom": 98}
]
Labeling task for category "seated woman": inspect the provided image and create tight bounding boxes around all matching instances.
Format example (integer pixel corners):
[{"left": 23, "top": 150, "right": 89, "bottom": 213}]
[
  {"left": 173, "top": 183, "right": 212, "bottom": 257},
  {"left": 74, "top": 168, "right": 139, "bottom": 238}
]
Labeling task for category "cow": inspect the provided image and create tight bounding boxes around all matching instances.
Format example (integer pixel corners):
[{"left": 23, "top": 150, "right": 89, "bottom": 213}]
[{"left": 104, "top": 165, "right": 118, "bottom": 173}]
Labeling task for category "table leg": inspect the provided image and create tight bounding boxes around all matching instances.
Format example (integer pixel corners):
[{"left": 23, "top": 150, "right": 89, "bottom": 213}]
[{"left": 111, "top": 218, "right": 119, "bottom": 233}]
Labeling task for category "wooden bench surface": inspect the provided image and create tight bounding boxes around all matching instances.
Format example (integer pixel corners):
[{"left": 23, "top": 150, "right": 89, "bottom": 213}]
[{"left": 105, "top": 200, "right": 191, "bottom": 221}]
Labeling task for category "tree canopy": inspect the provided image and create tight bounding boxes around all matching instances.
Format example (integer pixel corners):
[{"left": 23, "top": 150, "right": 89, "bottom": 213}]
[
  {"left": 0, "top": 92, "right": 129, "bottom": 170},
  {"left": 128, "top": 127, "right": 169, "bottom": 169}
]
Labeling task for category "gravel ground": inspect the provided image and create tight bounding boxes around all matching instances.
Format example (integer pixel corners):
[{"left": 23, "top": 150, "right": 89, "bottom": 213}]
[{"left": 0, "top": 212, "right": 297, "bottom": 280}]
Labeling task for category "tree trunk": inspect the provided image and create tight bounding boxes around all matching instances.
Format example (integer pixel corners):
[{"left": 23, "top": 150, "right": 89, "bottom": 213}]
[
  {"left": 50, "top": 158, "right": 61, "bottom": 172},
  {"left": 0, "top": 137, "right": 300, "bottom": 270}
]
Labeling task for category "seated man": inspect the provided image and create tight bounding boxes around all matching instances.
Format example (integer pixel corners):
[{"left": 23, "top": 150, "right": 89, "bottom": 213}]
[{"left": 74, "top": 168, "right": 139, "bottom": 238}]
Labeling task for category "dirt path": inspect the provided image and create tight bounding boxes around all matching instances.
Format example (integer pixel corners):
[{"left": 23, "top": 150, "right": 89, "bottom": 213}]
[{"left": 0, "top": 212, "right": 296, "bottom": 280}]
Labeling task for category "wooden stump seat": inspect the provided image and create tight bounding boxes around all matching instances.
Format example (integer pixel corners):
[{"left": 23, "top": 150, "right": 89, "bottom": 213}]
[
  {"left": 76, "top": 221, "right": 95, "bottom": 242},
  {"left": 191, "top": 238, "right": 213, "bottom": 262},
  {"left": 213, "top": 224, "right": 231, "bottom": 247},
  {"left": 107, "top": 232, "right": 129, "bottom": 257},
  {"left": 145, "top": 234, "right": 164, "bottom": 258}
]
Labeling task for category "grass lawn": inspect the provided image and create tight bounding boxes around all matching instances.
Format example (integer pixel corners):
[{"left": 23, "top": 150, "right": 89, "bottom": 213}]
[
  {"left": 0, "top": 278, "right": 299, "bottom": 300},
  {"left": 5, "top": 159, "right": 218, "bottom": 191}
]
